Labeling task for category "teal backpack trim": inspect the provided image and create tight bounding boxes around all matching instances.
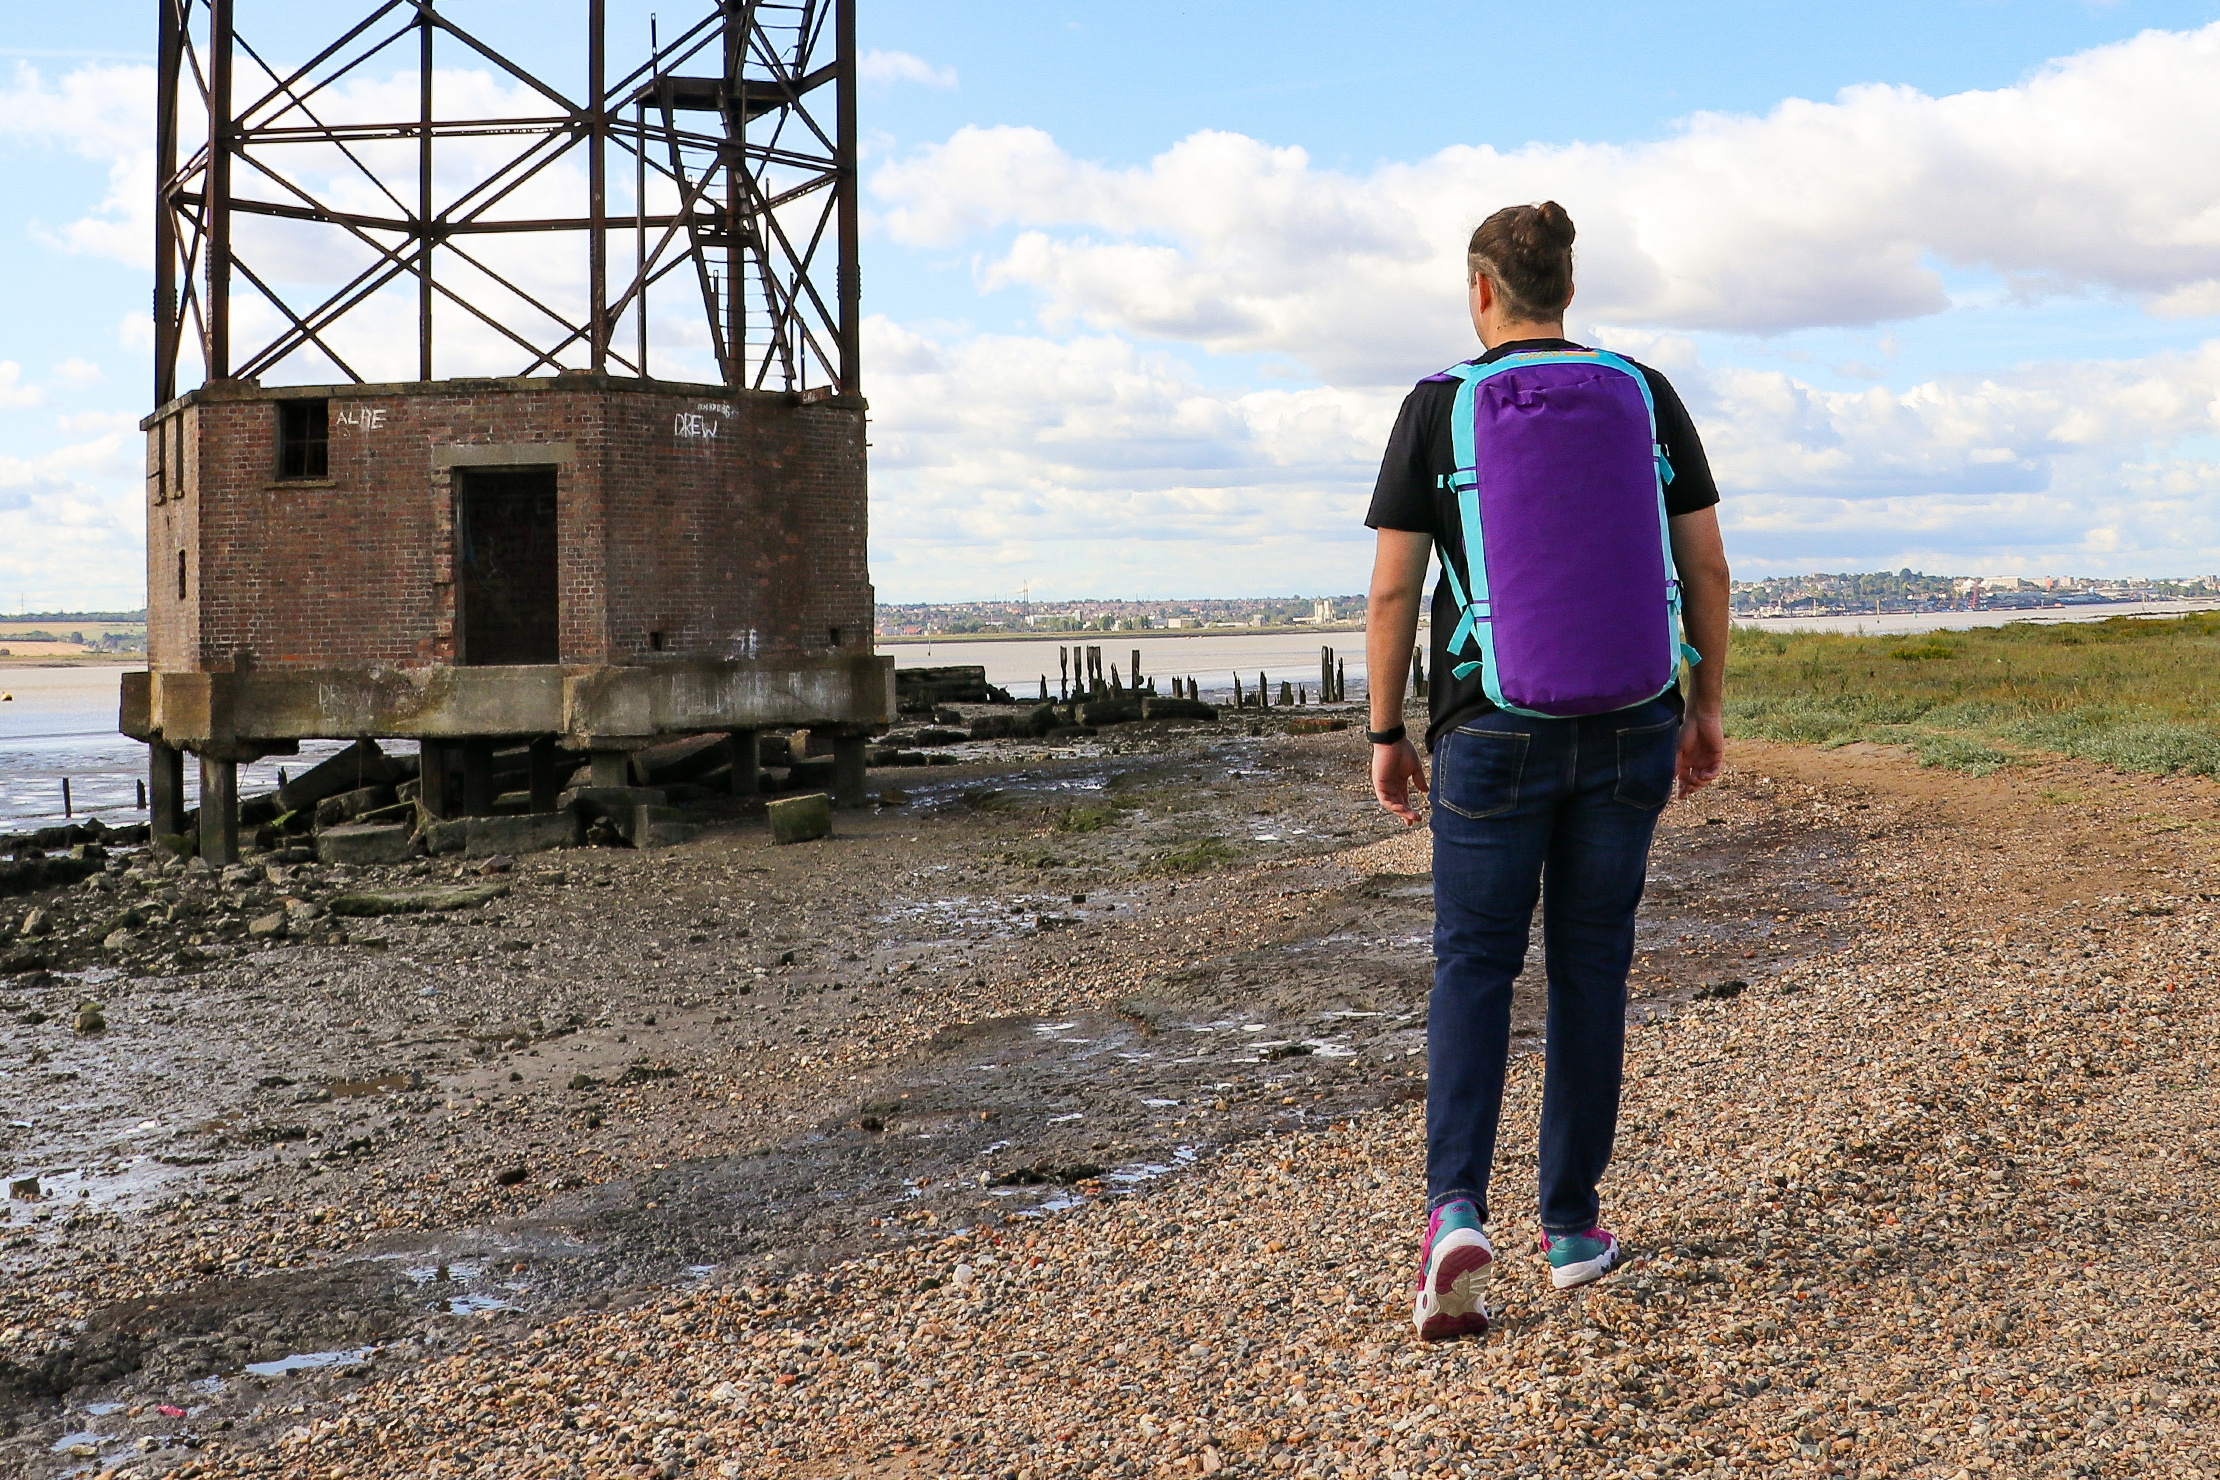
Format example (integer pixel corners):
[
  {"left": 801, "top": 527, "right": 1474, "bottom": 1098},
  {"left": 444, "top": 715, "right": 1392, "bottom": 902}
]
[{"left": 1431, "top": 348, "right": 1699, "bottom": 719}]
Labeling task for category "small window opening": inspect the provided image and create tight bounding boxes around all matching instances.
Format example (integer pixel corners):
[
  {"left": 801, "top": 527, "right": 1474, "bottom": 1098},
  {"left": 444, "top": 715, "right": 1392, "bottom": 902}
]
[
  {"left": 828, "top": 625, "right": 843, "bottom": 648},
  {"left": 648, "top": 630, "right": 665, "bottom": 651},
  {"left": 277, "top": 399, "right": 329, "bottom": 479},
  {"left": 176, "top": 549, "right": 187, "bottom": 600}
]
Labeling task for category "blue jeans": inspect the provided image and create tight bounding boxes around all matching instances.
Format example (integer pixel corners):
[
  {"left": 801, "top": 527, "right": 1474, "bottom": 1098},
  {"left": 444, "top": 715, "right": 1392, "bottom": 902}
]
[{"left": 1426, "top": 697, "right": 1679, "bottom": 1235}]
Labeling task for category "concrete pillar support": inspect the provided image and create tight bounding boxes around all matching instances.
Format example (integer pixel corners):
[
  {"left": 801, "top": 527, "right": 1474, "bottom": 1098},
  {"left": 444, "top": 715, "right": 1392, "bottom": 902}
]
[
  {"left": 728, "top": 729, "right": 761, "bottom": 798},
  {"left": 527, "top": 736, "right": 563, "bottom": 812},
  {"left": 831, "top": 734, "right": 869, "bottom": 809},
  {"left": 418, "top": 739, "right": 457, "bottom": 819},
  {"left": 198, "top": 754, "right": 239, "bottom": 865},
  {"left": 461, "top": 740, "right": 496, "bottom": 816},
  {"left": 589, "top": 749, "right": 632, "bottom": 788},
  {"left": 149, "top": 742, "right": 188, "bottom": 837}
]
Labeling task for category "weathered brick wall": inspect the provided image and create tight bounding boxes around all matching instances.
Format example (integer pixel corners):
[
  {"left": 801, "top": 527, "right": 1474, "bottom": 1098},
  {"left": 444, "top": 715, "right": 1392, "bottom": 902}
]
[
  {"left": 596, "top": 389, "right": 871, "bottom": 663},
  {"left": 143, "top": 377, "right": 871, "bottom": 674}
]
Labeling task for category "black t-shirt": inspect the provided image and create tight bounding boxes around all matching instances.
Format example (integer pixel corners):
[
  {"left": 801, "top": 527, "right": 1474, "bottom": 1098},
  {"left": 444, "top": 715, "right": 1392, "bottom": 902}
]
[{"left": 1364, "top": 338, "right": 1721, "bottom": 748}]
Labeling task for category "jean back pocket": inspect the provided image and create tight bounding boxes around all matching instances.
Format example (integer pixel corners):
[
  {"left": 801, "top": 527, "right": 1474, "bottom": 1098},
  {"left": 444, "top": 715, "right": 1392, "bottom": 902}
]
[
  {"left": 1613, "top": 715, "right": 1679, "bottom": 811},
  {"left": 1437, "top": 726, "right": 1531, "bottom": 820}
]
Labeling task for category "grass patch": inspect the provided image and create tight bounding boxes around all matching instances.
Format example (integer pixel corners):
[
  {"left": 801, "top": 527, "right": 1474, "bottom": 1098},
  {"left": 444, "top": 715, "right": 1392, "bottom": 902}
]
[
  {"left": 1149, "top": 837, "right": 1242, "bottom": 874},
  {"left": 1051, "top": 803, "right": 1122, "bottom": 834},
  {"left": 1726, "top": 614, "right": 2220, "bottom": 776}
]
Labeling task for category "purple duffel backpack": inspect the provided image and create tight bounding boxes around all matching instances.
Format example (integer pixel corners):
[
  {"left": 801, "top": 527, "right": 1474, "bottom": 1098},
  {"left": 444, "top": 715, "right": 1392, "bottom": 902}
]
[{"left": 1429, "top": 347, "right": 1696, "bottom": 718}]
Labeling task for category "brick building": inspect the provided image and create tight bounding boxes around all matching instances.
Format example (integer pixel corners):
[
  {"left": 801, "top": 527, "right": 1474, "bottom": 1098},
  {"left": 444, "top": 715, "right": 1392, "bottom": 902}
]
[{"left": 123, "top": 374, "right": 892, "bottom": 859}]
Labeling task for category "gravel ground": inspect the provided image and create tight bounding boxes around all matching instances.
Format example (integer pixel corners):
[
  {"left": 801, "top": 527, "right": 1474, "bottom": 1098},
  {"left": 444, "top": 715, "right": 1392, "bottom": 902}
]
[{"left": 9, "top": 735, "right": 2220, "bottom": 1478}]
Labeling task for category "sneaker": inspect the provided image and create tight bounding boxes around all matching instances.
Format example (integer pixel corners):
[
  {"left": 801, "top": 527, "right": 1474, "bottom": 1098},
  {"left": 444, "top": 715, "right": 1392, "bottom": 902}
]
[
  {"left": 1411, "top": 1200, "right": 1494, "bottom": 1340},
  {"left": 1541, "top": 1226, "right": 1620, "bottom": 1290}
]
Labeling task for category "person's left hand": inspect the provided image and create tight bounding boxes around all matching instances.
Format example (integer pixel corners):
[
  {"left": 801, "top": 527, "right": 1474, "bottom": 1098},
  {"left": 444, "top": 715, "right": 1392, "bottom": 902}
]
[{"left": 1677, "top": 711, "right": 1725, "bottom": 798}]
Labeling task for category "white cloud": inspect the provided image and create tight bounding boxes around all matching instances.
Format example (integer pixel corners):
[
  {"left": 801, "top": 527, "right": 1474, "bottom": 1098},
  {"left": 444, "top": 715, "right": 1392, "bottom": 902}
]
[
  {"left": 866, "top": 315, "right": 2220, "bottom": 593},
  {"left": 51, "top": 357, "right": 102, "bottom": 388},
  {"left": 873, "top": 24, "right": 2220, "bottom": 383},
  {"left": 0, "top": 61, "right": 154, "bottom": 265},
  {"left": 860, "top": 50, "right": 958, "bottom": 89},
  {"left": 0, "top": 361, "right": 44, "bottom": 408},
  {"left": 0, "top": 423, "right": 145, "bottom": 609}
]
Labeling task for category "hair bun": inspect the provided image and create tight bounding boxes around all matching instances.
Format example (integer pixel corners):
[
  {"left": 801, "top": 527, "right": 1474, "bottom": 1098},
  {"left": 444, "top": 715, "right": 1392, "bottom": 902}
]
[{"left": 1468, "top": 202, "right": 1577, "bottom": 321}]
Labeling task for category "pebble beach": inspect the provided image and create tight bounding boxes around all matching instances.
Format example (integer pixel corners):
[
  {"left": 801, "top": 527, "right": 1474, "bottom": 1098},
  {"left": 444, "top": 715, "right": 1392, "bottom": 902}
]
[{"left": 9, "top": 734, "right": 2220, "bottom": 1479}]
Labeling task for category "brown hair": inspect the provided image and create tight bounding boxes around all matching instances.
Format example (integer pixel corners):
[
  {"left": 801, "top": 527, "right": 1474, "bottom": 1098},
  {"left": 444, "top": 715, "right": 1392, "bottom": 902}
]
[{"left": 1467, "top": 201, "right": 1576, "bottom": 323}]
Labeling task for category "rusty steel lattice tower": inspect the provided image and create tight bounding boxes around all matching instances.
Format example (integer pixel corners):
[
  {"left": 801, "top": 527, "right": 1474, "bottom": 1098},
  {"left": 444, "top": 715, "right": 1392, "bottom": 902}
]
[
  {"left": 130, "top": 1, "right": 891, "bottom": 865},
  {"left": 152, "top": 0, "right": 860, "bottom": 397}
]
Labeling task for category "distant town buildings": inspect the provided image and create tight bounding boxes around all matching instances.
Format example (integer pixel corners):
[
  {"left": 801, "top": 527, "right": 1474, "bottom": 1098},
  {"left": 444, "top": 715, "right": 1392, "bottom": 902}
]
[
  {"left": 876, "top": 595, "right": 1369, "bottom": 637},
  {"left": 1730, "top": 571, "right": 2220, "bottom": 618}
]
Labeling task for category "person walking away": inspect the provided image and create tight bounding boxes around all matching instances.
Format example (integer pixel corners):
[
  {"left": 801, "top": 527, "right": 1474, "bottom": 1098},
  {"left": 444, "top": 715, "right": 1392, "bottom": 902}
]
[{"left": 1361, "top": 201, "right": 1730, "bottom": 1340}]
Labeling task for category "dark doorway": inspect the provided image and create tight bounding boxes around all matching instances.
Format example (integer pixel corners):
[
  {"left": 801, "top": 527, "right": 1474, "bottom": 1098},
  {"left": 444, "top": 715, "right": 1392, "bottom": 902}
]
[{"left": 455, "top": 468, "right": 559, "bottom": 665}]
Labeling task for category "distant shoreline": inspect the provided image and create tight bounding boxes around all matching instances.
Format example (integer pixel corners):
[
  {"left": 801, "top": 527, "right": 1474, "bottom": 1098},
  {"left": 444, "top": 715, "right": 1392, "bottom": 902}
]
[{"left": 876, "top": 623, "right": 1369, "bottom": 645}]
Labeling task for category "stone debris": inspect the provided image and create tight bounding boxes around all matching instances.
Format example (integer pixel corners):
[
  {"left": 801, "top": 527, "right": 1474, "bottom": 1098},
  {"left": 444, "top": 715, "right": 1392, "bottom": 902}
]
[
  {"left": 8, "top": 734, "right": 2215, "bottom": 1480},
  {"left": 324, "top": 882, "right": 511, "bottom": 917},
  {"left": 767, "top": 792, "right": 832, "bottom": 845},
  {"left": 313, "top": 823, "right": 417, "bottom": 867}
]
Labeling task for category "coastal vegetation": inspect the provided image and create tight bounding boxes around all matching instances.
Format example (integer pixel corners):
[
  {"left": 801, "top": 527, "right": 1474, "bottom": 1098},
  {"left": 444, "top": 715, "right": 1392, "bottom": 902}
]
[{"left": 1724, "top": 613, "right": 2220, "bottom": 775}]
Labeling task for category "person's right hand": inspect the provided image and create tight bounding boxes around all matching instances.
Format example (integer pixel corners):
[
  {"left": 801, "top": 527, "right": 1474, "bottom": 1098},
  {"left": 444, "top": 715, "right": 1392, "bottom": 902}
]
[{"left": 1373, "top": 737, "right": 1429, "bottom": 825}]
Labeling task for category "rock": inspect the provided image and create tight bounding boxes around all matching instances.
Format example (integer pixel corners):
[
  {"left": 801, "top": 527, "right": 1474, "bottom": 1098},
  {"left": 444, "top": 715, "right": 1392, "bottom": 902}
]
[
  {"left": 561, "top": 786, "right": 667, "bottom": 826},
  {"left": 19, "top": 908, "right": 50, "bottom": 937},
  {"left": 100, "top": 929, "right": 138, "bottom": 955},
  {"left": 326, "top": 883, "right": 510, "bottom": 917},
  {"left": 464, "top": 810, "right": 582, "bottom": 859},
  {"left": 913, "top": 728, "right": 970, "bottom": 746},
  {"left": 476, "top": 854, "right": 514, "bottom": 875},
  {"left": 767, "top": 793, "right": 832, "bottom": 845},
  {"left": 970, "top": 705, "right": 1057, "bottom": 740},
  {"left": 494, "top": 1164, "right": 530, "bottom": 1187},
  {"left": 631, "top": 805, "right": 700, "bottom": 850},
  {"left": 6, "top": 1175, "right": 37, "bottom": 1200},
  {"left": 285, "top": 900, "right": 326, "bottom": 924},
  {"left": 869, "top": 749, "right": 931, "bottom": 767},
  {"left": 315, "top": 785, "right": 397, "bottom": 830},
  {"left": 951, "top": 1263, "right": 976, "bottom": 1288},
  {"left": 104, "top": 905, "right": 149, "bottom": 934},
  {"left": 878, "top": 789, "right": 911, "bottom": 806},
  {"left": 74, "top": 1002, "right": 105, "bottom": 1034},
  {"left": 1079, "top": 699, "right": 1143, "bottom": 726},
  {"left": 1143, "top": 696, "right": 1220, "bottom": 721},
  {"left": 248, "top": 912, "right": 288, "bottom": 940},
  {"left": 420, "top": 818, "right": 469, "bottom": 856},
  {"left": 316, "top": 824, "right": 418, "bottom": 866}
]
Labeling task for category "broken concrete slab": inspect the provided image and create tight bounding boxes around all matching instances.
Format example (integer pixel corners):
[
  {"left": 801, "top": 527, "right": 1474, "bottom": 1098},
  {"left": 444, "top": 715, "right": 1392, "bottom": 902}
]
[
  {"left": 326, "top": 882, "right": 512, "bottom": 918},
  {"left": 767, "top": 793, "right": 832, "bottom": 845},
  {"left": 315, "top": 785, "right": 396, "bottom": 830},
  {"left": 1143, "top": 696, "right": 1220, "bottom": 721},
  {"left": 629, "top": 732, "right": 733, "bottom": 787},
  {"left": 560, "top": 785, "right": 667, "bottom": 826},
  {"left": 419, "top": 817, "right": 469, "bottom": 856},
  {"left": 247, "top": 912, "right": 288, "bottom": 940},
  {"left": 630, "top": 804, "right": 700, "bottom": 850},
  {"left": 465, "top": 811, "right": 582, "bottom": 859},
  {"left": 315, "top": 823, "right": 418, "bottom": 867},
  {"left": 276, "top": 738, "right": 403, "bottom": 814}
]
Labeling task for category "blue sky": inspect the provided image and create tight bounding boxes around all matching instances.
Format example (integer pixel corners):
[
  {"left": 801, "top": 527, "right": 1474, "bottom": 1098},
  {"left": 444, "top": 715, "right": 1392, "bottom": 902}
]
[{"left": 5, "top": 1, "right": 2220, "bottom": 607}]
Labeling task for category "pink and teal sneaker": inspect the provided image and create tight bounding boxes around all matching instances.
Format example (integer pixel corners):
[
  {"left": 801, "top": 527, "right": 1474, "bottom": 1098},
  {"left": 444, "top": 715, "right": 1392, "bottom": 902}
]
[
  {"left": 1541, "top": 1226, "right": 1620, "bottom": 1290},
  {"left": 1411, "top": 1200, "right": 1494, "bottom": 1340}
]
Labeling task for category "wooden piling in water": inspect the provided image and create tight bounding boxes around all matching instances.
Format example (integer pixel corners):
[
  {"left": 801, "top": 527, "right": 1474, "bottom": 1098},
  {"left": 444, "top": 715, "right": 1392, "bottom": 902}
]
[
  {"left": 1336, "top": 658, "right": 1347, "bottom": 702},
  {"left": 1233, "top": 674, "right": 1244, "bottom": 707}
]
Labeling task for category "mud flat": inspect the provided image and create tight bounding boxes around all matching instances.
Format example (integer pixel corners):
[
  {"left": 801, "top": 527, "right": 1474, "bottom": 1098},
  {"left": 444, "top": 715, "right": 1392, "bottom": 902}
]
[{"left": 3, "top": 725, "right": 2218, "bottom": 1477}]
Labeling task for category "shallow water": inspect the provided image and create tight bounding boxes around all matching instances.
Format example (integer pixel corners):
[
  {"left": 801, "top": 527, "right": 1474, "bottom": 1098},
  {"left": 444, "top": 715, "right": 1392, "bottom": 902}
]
[{"left": 0, "top": 665, "right": 381, "bottom": 832}]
